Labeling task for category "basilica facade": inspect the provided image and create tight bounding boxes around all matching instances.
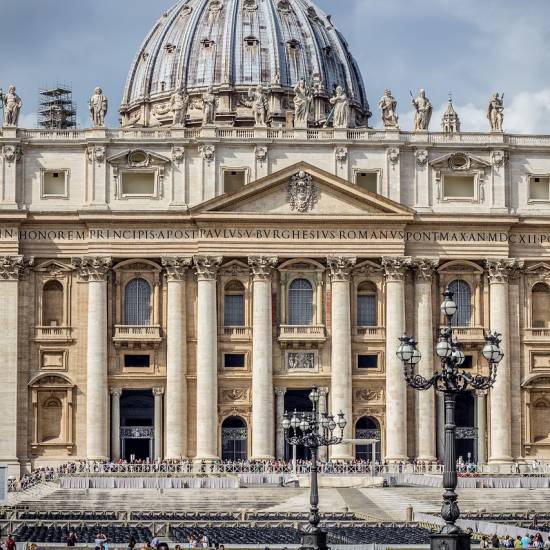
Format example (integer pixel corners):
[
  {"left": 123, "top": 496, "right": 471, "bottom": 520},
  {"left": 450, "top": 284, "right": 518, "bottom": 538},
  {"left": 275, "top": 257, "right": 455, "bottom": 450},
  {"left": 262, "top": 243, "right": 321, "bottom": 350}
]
[{"left": 1, "top": 0, "right": 550, "bottom": 475}]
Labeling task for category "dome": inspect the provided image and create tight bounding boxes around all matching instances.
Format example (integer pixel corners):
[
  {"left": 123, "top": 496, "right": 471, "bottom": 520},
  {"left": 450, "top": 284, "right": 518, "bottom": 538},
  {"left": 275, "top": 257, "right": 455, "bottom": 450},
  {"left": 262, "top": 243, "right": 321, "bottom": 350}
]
[{"left": 120, "top": 0, "right": 371, "bottom": 127}]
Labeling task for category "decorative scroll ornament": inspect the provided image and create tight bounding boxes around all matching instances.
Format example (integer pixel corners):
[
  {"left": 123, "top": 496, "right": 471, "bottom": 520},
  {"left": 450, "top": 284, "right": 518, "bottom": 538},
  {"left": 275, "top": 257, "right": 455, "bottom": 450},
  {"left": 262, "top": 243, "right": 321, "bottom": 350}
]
[
  {"left": 288, "top": 171, "right": 318, "bottom": 213},
  {"left": 193, "top": 256, "right": 222, "bottom": 280},
  {"left": 335, "top": 147, "right": 348, "bottom": 164},
  {"left": 222, "top": 389, "right": 249, "bottom": 402},
  {"left": 248, "top": 256, "right": 278, "bottom": 280},
  {"left": 162, "top": 257, "right": 192, "bottom": 281},
  {"left": 327, "top": 256, "right": 357, "bottom": 282},
  {"left": 255, "top": 146, "right": 268, "bottom": 163},
  {"left": 387, "top": 147, "right": 400, "bottom": 165},
  {"left": 2, "top": 145, "right": 22, "bottom": 165},
  {"left": 415, "top": 149, "right": 428, "bottom": 168},
  {"left": 382, "top": 256, "right": 412, "bottom": 281},
  {"left": 355, "top": 389, "right": 383, "bottom": 402},
  {"left": 491, "top": 150, "right": 507, "bottom": 168},
  {"left": 72, "top": 257, "right": 112, "bottom": 281},
  {"left": 171, "top": 146, "right": 185, "bottom": 164},
  {"left": 413, "top": 258, "right": 439, "bottom": 280},
  {"left": 86, "top": 145, "right": 106, "bottom": 164},
  {"left": 0, "top": 255, "right": 34, "bottom": 280},
  {"left": 199, "top": 144, "right": 216, "bottom": 162},
  {"left": 485, "top": 259, "right": 523, "bottom": 283}
]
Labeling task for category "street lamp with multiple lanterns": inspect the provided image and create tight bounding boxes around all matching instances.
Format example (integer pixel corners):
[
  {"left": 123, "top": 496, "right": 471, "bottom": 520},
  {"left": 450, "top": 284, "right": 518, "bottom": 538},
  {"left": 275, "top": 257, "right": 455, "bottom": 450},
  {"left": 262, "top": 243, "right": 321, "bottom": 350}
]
[
  {"left": 282, "top": 387, "right": 347, "bottom": 550},
  {"left": 396, "top": 288, "right": 504, "bottom": 550}
]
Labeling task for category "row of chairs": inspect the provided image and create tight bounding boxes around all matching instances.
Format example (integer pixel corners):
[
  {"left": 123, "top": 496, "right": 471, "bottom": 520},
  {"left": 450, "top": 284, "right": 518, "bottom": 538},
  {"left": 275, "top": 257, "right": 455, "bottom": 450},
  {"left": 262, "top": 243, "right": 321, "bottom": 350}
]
[
  {"left": 19, "top": 512, "right": 117, "bottom": 521},
  {"left": 12, "top": 524, "right": 152, "bottom": 543},
  {"left": 132, "top": 512, "right": 239, "bottom": 521}
]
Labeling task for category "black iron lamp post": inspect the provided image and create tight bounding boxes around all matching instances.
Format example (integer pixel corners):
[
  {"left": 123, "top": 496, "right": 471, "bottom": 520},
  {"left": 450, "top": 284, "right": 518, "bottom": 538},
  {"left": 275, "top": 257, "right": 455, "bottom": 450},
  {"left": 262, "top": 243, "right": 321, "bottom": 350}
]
[
  {"left": 396, "top": 289, "right": 504, "bottom": 550},
  {"left": 282, "top": 387, "right": 347, "bottom": 550}
]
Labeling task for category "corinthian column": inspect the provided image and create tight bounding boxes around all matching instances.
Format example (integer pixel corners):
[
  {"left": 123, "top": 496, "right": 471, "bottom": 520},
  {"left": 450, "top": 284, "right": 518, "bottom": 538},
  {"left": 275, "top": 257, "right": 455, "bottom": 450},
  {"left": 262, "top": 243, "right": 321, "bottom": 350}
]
[
  {"left": 162, "top": 257, "right": 192, "bottom": 459},
  {"left": 327, "top": 256, "right": 356, "bottom": 459},
  {"left": 0, "top": 256, "right": 33, "bottom": 475},
  {"left": 249, "top": 256, "right": 278, "bottom": 460},
  {"left": 382, "top": 256, "right": 412, "bottom": 461},
  {"left": 486, "top": 259, "right": 522, "bottom": 464},
  {"left": 74, "top": 257, "right": 112, "bottom": 460},
  {"left": 413, "top": 258, "right": 438, "bottom": 462},
  {"left": 194, "top": 256, "right": 222, "bottom": 460}
]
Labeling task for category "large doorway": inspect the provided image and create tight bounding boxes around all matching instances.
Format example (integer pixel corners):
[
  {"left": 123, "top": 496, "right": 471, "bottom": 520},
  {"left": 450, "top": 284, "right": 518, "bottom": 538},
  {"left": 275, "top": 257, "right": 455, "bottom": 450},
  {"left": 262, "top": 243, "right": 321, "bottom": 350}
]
[
  {"left": 221, "top": 416, "right": 248, "bottom": 461},
  {"left": 284, "top": 389, "right": 314, "bottom": 460},
  {"left": 455, "top": 392, "right": 476, "bottom": 463},
  {"left": 355, "top": 416, "right": 381, "bottom": 462},
  {"left": 120, "top": 390, "right": 154, "bottom": 461}
]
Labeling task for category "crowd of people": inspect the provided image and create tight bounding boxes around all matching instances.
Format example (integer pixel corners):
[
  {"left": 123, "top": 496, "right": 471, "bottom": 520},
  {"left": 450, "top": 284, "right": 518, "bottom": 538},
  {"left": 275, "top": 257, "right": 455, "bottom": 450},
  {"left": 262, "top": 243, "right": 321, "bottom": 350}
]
[{"left": 480, "top": 533, "right": 550, "bottom": 549}]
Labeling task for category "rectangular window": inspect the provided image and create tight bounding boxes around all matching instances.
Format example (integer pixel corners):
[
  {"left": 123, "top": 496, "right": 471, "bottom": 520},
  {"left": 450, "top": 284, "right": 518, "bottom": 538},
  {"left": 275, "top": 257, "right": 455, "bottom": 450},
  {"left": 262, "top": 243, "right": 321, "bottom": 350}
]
[
  {"left": 357, "top": 295, "right": 377, "bottom": 326},
  {"left": 42, "top": 170, "right": 68, "bottom": 197},
  {"left": 224, "top": 294, "right": 245, "bottom": 326},
  {"left": 443, "top": 175, "right": 475, "bottom": 199},
  {"left": 124, "top": 354, "right": 150, "bottom": 368},
  {"left": 223, "top": 170, "right": 246, "bottom": 194},
  {"left": 224, "top": 353, "right": 245, "bottom": 369},
  {"left": 121, "top": 172, "right": 155, "bottom": 196},
  {"left": 462, "top": 355, "right": 473, "bottom": 369},
  {"left": 356, "top": 172, "right": 378, "bottom": 194},
  {"left": 529, "top": 176, "right": 550, "bottom": 201},
  {"left": 357, "top": 354, "right": 378, "bottom": 369}
]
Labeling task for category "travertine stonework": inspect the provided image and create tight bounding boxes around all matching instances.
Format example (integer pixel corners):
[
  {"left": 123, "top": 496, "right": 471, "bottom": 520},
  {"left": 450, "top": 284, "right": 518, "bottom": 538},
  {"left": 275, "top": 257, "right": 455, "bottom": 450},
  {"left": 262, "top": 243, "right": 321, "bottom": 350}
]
[{"left": 1, "top": 0, "right": 550, "bottom": 475}]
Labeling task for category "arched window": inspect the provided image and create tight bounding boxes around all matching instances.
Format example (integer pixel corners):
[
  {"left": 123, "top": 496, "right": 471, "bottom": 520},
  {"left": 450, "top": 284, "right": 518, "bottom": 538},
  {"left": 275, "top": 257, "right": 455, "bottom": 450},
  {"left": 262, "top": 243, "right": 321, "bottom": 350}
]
[
  {"left": 355, "top": 416, "right": 381, "bottom": 462},
  {"left": 221, "top": 416, "right": 248, "bottom": 461},
  {"left": 125, "top": 278, "right": 151, "bottom": 325},
  {"left": 224, "top": 281, "right": 245, "bottom": 326},
  {"left": 42, "top": 280, "right": 64, "bottom": 326},
  {"left": 532, "top": 283, "right": 550, "bottom": 328},
  {"left": 448, "top": 279, "right": 472, "bottom": 326},
  {"left": 357, "top": 281, "right": 377, "bottom": 326},
  {"left": 288, "top": 278, "right": 314, "bottom": 325}
]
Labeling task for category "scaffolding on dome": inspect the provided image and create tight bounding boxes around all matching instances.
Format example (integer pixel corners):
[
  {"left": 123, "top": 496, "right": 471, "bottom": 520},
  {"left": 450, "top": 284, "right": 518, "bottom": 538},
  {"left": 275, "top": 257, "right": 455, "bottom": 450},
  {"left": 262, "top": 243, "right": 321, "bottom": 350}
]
[{"left": 38, "top": 84, "right": 77, "bottom": 129}]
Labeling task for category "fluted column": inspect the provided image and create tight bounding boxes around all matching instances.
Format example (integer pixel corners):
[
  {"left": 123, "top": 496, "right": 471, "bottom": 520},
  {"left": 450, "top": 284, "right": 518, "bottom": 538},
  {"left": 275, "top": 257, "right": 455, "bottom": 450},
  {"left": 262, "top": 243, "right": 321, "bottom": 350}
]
[
  {"left": 0, "top": 256, "right": 32, "bottom": 474},
  {"left": 75, "top": 257, "right": 112, "bottom": 460},
  {"left": 153, "top": 387, "right": 164, "bottom": 460},
  {"left": 275, "top": 387, "right": 287, "bottom": 460},
  {"left": 110, "top": 388, "right": 122, "bottom": 461},
  {"left": 249, "top": 256, "right": 278, "bottom": 460},
  {"left": 413, "top": 258, "right": 438, "bottom": 462},
  {"left": 328, "top": 256, "right": 356, "bottom": 459},
  {"left": 382, "top": 257, "right": 412, "bottom": 461},
  {"left": 486, "top": 259, "right": 522, "bottom": 463},
  {"left": 476, "top": 391, "right": 487, "bottom": 464},
  {"left": 194, "top": 256, "right": 222, "bottom": 460},
  {"left": 162, "top": 257, "right": 192, "bottom": 459}
]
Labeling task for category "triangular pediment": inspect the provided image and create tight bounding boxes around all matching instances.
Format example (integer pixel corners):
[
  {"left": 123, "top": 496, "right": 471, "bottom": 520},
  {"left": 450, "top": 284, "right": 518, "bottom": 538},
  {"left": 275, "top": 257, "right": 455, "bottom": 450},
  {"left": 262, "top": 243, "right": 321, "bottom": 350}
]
[
  {"left": 429, "top": 152, "right": 491, "bottom": 171},
  {"left": 107, "top": 149, "right": 170, "bottom": 167},
  {"left": 192, "top": 162, "right": 415, "bottom": 219}
]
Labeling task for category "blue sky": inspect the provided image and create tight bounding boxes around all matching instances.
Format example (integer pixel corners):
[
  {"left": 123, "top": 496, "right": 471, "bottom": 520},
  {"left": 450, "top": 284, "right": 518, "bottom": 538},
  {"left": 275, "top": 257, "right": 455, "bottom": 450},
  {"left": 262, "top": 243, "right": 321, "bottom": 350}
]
[{"left": 2, "top": 0, "right": 550, "bottom": 132}]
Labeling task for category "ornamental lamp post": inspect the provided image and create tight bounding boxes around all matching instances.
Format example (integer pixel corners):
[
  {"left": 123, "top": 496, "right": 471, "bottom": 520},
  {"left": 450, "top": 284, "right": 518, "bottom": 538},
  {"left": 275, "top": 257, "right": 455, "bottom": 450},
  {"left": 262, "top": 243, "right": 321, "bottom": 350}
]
[
  {"left": 282, "top": 387, "right": 346, "bottom": 550},
  {"left": 397, "top": 289, "right": 503, "bottom": 550}
]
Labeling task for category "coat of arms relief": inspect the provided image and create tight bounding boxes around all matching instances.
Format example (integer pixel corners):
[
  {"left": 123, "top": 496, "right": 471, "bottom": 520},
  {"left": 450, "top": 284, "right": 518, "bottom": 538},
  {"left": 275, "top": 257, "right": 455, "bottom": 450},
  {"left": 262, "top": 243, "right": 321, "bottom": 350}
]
[{"left": 287, "top": 171, "right": 318, "bottom": 213}]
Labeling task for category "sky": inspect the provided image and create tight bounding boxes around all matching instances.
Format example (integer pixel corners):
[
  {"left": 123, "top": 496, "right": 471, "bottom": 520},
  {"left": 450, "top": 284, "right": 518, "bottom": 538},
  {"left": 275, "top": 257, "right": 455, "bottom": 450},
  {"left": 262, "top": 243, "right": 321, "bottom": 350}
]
[{"left": 1, "top": 0, "right": 550, "bottom": 132}]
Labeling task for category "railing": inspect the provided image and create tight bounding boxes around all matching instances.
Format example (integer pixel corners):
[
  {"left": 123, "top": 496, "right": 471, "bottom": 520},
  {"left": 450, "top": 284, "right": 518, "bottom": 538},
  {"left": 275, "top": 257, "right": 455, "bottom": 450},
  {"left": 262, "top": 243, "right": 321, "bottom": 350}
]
[
  {"left": 13, "top": 127, "right": 550, "bottom": 147},
  {"left": 353, "top": 326, "right": 386, "bottom": 340},
  {"left": 449, "top": 326, "right": 486, "bottom": 341},
  {"left": 523, "top": 328, "right": 550, "bottom": 340},
  {"left": 279, "top": 324, "right": 326, "bottom": 341},
  {"left": 34, "top": 326, "right": 73, "bottom": 342},
  {"left": 218, "top": 326, "right": 252, "bottom": 339},
  {"left": 120, "top": 426, "right": 155, "bottom": 439},
  {"left": 456, "top": 426, "right": 478, "bottom": 439},
  {"left": 113, "top": 325, "right": 162, "bottom": 341}
]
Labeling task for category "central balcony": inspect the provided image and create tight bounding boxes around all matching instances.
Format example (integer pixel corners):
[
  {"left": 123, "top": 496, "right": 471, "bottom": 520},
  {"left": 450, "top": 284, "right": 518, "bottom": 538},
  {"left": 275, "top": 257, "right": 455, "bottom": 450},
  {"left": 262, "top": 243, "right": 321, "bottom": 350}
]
[
  {"left": 523, "top": 328, "right": 550, "bottom": 343},
  {"left": 113, "top": 325, "right": 162, "bottom": 349},
  {"left": 34, "top": 326, "right": 73, "bottom": 343},
  {"left": 448, "top": 326, "right": 486, "bottom": 343},
  {"left": 278, "top": 325, "right": 326, "bottom": 345},
  {"left": 353, "top": 326, "right": 386, "bottom": 342}
]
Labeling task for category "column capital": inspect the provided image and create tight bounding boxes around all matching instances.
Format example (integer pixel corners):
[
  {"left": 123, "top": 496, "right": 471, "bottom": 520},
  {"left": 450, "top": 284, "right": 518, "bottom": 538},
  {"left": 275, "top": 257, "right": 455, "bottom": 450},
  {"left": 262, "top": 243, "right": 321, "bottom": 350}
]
[
  {"left": 486, "top": 259, "right": 524, "bottom": 283},
  {"left": 412, "top": 257, "right": 439, "bottom": 281},
  {"left": 72, "top": 256, "right": 112, "bottom": 281},
  {"left": 193, "top": 256, "right": 222, "bottom": 280},
  {"left": 474, "top": 389, "right": 488, "bottom": 398},
  {"left": 153, "top": 386, "right": 165, "bottom": 396},
  {"left": 162, "top": 256, "right": 192, "bottom": 281},
  {"left": 274, "top": 387, "right": 287, "bottom": 397},
  {"left": 110, "top": 388, "right": 123, "bottom": 397},
  {"left": 382, "top": 256, "right": 412, "bottom": 282},
  {"left": 327, "top": 256, "right": 357, "bottom": 282},
  {"left": 249, "top": 256, "right": 278, "bottom": 280},
  {"left": 0, "top": 255, "right": 34, "bottom": 280}
]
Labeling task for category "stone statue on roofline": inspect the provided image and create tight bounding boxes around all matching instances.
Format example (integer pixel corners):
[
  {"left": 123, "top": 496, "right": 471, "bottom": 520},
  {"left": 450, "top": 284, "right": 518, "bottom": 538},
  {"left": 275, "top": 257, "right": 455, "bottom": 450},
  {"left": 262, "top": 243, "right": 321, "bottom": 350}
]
[
  {"left": 201, "top": 86, "right": 218, "bottom": 125},
  {"left": 0, "top": 85, "right": 22, "bottom": 127},
  {"left": 329, "top": 85, "right": 350, "bottom": 128},
  {"left": 242, "top": 85, "right": 269, "bottom": 127},
  {"left": 89, "top": 87, "right": 108, "bottom": 127},
  {"left": 170, "top": 86, "right": 190, "bottom": 127},
  {"left": 378, "top": 89, "right": 399, "bottom": 128},
  {"left": 293, "top": 79, "right": 313, "bottom": 128},
  {"left": 487, "top": 92, "right": 504, "bottom": 132},
  {"left": 411, "top": 88, "right": 432, "bottom": 131}
]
